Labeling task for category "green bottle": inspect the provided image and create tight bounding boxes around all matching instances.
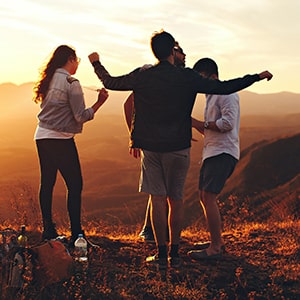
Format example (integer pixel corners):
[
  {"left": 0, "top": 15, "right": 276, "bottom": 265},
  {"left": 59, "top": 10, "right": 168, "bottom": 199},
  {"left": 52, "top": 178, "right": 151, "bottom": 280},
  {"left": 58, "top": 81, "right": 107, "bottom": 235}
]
[{"left": 17, "top": 225, "right": 28, "bottom": 248}]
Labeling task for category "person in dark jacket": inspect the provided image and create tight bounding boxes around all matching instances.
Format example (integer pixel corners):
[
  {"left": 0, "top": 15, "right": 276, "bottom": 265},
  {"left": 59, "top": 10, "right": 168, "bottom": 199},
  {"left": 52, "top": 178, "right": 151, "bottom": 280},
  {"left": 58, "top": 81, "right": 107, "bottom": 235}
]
[
  {"left": 88, "top": 30, "right": 273, "bottom": 269},
  {"left": 123, "top": 41, "right": 186, "bottom": 243}
]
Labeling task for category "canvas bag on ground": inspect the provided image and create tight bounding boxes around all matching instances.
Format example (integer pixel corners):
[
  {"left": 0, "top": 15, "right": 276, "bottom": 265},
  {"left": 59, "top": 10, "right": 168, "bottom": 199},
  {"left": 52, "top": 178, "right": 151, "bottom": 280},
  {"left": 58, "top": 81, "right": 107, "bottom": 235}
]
[{"left": 32, "top": 240, "right": 73, "bottom": 286}]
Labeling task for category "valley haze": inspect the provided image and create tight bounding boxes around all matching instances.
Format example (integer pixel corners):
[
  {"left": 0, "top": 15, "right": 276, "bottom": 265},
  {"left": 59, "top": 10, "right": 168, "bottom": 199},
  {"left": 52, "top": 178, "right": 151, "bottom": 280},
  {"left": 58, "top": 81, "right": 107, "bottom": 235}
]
[{"left": 0, "top": 82, "right": 299, "bottom": 226}]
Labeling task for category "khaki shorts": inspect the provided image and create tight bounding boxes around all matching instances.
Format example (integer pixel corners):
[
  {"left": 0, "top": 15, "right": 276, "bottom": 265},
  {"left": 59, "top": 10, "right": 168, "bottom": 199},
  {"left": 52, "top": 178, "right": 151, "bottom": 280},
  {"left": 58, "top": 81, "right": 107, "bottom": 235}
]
[{"left": 139, "top": 148, "right": 190, "bottom": 200}]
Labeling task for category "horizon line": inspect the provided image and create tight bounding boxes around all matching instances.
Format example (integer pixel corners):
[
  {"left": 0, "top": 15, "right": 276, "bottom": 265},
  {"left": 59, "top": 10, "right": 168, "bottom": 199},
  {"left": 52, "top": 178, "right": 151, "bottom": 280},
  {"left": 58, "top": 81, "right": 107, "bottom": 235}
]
[{"left": 0, "top": 81, "right": 298, "bottom": 95}]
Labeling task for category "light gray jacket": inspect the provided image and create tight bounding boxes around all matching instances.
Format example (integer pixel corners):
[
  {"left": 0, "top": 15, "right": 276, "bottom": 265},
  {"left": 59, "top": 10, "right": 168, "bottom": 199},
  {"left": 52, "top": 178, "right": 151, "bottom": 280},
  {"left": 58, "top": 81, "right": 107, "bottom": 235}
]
[{"left": 38, "top": 68, "right": 94, "bottom": 133}]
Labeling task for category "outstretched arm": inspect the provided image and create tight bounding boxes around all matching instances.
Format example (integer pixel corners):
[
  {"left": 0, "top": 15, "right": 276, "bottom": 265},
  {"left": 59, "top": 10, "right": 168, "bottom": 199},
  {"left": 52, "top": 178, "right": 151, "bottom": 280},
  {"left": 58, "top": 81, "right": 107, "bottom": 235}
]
[
  {"left": 194, "top": 70, "right": 273, "bottom": 95},
  {"left": 88, "top": 52, "right": 137, "bottom": 91}
]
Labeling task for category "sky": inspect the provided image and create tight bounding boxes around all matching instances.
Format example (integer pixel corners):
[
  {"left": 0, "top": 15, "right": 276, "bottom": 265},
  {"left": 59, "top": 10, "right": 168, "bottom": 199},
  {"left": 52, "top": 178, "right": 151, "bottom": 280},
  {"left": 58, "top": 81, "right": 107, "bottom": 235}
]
[{"left": 1, "top": 0, "right": 300, "bottom": 94}]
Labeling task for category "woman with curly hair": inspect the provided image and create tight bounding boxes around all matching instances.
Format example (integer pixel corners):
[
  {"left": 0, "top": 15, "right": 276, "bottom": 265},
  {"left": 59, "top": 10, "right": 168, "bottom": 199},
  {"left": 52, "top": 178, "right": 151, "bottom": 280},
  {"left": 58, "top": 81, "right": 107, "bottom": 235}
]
[{"left": 33, "top": 45, "right": 108, "bottom": 246}]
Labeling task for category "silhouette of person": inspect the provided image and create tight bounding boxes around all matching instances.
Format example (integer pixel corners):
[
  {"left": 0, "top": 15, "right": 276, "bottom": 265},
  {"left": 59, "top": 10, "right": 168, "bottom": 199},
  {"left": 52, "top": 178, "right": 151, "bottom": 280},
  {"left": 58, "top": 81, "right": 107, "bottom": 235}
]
[
  {"left": 188, "top": 58, "right": 242, "bottom": 260},
  {"left": 88, "top": 30, "right": 273, "bottom": 269},
  {"left": 33, "top": 45, "right": 108, "bottom": 246},
  {"left": 123, "top": 41, "right": 186, "bottom": 243}
]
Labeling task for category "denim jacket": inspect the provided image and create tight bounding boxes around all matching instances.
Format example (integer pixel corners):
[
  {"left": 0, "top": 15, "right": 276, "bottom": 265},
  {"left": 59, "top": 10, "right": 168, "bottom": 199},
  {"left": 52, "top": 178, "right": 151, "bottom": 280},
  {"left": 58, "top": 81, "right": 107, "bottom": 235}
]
[{"left": 38, "top": 68, "right": 94, "bottom": 134}]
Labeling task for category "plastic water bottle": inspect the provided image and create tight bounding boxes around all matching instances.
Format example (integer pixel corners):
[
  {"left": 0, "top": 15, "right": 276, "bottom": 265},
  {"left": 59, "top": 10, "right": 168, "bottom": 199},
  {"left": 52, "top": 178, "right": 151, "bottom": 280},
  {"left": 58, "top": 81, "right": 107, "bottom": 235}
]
[{"left": 74, "top": 234, "right": 88, "bottom": 262}]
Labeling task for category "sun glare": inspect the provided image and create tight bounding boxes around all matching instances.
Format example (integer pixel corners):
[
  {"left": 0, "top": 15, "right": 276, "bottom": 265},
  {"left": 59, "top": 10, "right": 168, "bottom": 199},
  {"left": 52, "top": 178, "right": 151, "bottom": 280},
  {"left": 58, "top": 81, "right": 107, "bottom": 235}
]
[{"left": 0, "top": 1, "right": 300, "bottom": 93}]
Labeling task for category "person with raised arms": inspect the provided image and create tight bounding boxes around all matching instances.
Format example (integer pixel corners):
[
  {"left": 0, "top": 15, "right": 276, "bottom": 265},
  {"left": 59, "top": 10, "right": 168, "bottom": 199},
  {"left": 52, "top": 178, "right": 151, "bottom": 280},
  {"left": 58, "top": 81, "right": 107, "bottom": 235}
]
[{"left": 88, "top": 30, "right": 272, "bottom": 269}]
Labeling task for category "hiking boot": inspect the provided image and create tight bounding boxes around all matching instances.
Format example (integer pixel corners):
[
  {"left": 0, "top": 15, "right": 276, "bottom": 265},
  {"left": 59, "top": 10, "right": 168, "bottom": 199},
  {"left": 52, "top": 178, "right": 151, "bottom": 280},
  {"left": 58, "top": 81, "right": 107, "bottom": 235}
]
[
  {"left": 42, "top": 223, "right": 58, "bottom": 240},
  {"left": 169, "top": 256, "right": 181, "bottom": 268},
  {"left": 139, "top": 226, "right": 155, "bottom": 243},
  {"left": 146, "top": 254, "right": 168, "bottom": 270}
]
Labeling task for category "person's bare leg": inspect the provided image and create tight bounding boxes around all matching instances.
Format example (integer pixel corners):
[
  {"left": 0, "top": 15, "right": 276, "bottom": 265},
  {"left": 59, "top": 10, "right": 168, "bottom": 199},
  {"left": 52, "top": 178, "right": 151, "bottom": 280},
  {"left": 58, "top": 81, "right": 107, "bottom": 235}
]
[
  {"left": 168, "top": 197, "right": 183, "bottom": 245},
  {"left": 141, "top": 196, "right": 169, "bottom": 243},
  {"left": 200, "top": 190, "right": 224, "bottom": 254},
  {"left": 144, "top": 196, "right": 152, "bottom": 227},
  {"left": 150, "top": 195, "right": 167, "bottom": 246}
]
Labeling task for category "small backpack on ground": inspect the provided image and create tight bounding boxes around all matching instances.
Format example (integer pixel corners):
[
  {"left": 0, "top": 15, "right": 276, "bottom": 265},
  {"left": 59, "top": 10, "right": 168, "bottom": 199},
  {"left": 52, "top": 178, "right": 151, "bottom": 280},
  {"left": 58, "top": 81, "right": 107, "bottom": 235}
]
[
  {"left": 1, "top": 228, "right": 36, "bottom": 299},
  {"left": 1, "top": 246, "right": 36, "bottom": 300},
  {"left": 8, "top": 247, "right": 35, "bottom": 287},
  {"left": 32, "top": 239, "right": 74, "bottom": 287},
  {"left": 1, "top": 232, "right": 73, "bottom": 299}
]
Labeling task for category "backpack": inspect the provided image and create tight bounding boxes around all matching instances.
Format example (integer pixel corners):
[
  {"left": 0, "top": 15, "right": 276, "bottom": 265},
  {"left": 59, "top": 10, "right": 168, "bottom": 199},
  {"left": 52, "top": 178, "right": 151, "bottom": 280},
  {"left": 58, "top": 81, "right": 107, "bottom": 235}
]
[
  {"left": 1, "top": 232, "right": 73, "bottom": 299},
  {"left": 1, "top": 246, "right": 36, "bottom": 300},
  {"left": 32, "top": 240, "right": 73, "bottom": 287},
  {"left": 0, "top": 228, "right": 35, "bottom": 299}
]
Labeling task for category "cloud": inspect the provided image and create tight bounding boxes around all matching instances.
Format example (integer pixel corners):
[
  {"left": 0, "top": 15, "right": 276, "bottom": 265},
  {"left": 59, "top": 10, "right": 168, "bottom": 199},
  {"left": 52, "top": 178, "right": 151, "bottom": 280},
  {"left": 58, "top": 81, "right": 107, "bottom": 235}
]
[{"left": 0, "top": 0, "right": 299, "bottom": 94}]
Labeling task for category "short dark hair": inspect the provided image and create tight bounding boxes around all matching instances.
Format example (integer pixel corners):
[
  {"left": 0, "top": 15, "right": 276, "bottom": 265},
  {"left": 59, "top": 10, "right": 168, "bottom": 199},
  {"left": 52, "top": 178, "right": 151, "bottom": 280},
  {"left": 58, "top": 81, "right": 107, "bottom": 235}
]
[
  {"left": 193, "top": 58, "right": 219, "bottom": 77},
  {"left": 151, "top": 30, "right": 175, "bottom": 60}
]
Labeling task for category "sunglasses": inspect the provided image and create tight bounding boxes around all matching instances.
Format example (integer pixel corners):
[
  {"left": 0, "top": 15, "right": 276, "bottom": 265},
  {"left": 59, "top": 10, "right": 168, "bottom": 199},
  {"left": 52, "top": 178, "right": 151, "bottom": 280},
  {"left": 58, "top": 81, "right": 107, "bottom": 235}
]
[{"left": 174, "top": 47, "right": 184, "bottom": 55}]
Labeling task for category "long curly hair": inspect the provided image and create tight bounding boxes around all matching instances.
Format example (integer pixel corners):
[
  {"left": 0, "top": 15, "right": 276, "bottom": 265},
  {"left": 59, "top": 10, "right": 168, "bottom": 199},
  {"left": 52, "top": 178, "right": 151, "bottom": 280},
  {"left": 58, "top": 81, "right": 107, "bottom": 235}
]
[{"left": 33, "top": 45, "right": 76, "bottom": 103}]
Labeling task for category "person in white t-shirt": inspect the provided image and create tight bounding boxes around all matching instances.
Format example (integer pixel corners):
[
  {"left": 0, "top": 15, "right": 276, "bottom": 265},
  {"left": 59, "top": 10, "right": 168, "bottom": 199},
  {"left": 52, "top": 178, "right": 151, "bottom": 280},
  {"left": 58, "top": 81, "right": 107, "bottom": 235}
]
[{"left": 188, "top": 58, "right": 240, "bottom": 260}]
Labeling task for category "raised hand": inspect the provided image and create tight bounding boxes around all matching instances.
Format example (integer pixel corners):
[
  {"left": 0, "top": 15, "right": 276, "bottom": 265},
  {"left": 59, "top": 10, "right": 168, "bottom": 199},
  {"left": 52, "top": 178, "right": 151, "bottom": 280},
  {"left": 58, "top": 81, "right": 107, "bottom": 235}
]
[
  {"left": 88, "top": 52, "right": 100, "bottom": 63},
  {"left": 97, "top": 88, "right": 109, "bottom": 105},
  {"left": 259, "top": 71, "right": 273, "bottom": 81}
]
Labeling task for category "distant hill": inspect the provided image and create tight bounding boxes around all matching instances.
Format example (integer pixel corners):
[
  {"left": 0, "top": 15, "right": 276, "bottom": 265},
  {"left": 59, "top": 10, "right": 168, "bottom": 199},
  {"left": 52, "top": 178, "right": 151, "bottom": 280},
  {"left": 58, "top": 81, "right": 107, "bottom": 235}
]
[
  {"left": 0, "top": 82, "right": 299, "bottom": 226},
  {"left": 219, "top": 133, "right": 300, "bottom": 221},
  {"left": 239, "top": 90, "right": 300, "bottom": 115},
  {"left": 0, "top": 82, "right": 131, "bottom": 119},
  {"left": 240, "top": 133, "right": 299, "bottom": 192},
  {"left": 0, "top": 82, "right": 300, "bottom": 119}
]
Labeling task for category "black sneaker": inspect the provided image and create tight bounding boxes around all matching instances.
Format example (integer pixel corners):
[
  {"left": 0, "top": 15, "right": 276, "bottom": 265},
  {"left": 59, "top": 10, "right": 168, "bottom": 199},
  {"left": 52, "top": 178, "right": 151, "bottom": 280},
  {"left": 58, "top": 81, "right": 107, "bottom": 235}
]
[
  {"left": 42, "top": 224, "right": 58, "bottom": 240},
  {"left": 169, "top": 256, "right": 181, "bottom": 268},
  {"left": 139, "top": 226, "right": 155, "bottom": 243},
  {"left": 146, "top": 254, "right": 168, "bottom": 270}
]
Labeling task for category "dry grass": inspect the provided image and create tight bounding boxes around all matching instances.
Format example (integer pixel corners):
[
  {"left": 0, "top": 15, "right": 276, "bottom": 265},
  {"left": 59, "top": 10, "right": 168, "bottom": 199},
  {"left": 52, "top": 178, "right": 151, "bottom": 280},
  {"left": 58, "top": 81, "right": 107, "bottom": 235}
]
[
  {"left": 0, "top": 184, "right": 299, "bottom": 299},
  {"left": 1, "top": 218, "right": 299, "bottom": 300}
]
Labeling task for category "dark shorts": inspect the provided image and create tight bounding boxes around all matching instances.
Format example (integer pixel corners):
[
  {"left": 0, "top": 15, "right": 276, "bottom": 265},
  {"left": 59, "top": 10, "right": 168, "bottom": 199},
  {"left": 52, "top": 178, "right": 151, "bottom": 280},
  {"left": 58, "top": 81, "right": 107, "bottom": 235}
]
[
  {"left": 199, "top": 153, "right": 238, "bottom": 194},
  {"left": 139, "top": 148, "right": 190, "bottom": 200}
]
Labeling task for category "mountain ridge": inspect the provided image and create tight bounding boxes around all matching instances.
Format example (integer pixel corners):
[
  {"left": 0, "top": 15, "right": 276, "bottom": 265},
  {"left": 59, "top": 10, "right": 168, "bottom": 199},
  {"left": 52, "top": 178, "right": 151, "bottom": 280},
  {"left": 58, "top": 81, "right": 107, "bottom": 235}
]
[
  {"left": 219, "top": 133, "right": 300, "bottom": 221},
  {"left": 1, "top": 82, "right": 300, "bottom": 119},
  {"left": 0, "top": 83, "right": 299, "bottom": 226}
]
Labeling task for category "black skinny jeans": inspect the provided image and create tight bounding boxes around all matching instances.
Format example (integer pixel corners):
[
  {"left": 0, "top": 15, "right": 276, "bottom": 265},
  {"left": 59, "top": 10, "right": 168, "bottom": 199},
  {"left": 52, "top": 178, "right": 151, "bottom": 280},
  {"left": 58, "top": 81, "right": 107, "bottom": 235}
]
[{"left": 36, "top": 138, "right": 83, "bottom": 237}]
